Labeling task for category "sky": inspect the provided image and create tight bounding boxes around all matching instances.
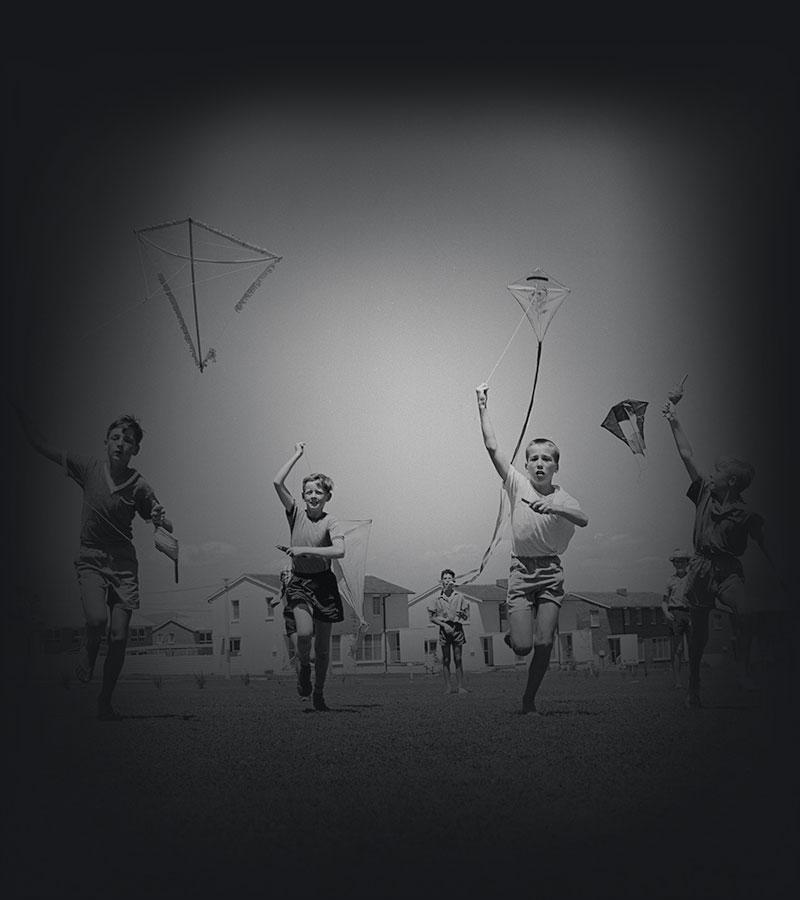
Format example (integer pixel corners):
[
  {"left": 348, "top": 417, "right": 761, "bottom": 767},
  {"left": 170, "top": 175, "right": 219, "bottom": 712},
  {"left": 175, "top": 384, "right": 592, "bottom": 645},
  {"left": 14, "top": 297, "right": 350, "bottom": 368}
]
[{"left": 4, "top": 44, "right": 794, "bottom": 626}]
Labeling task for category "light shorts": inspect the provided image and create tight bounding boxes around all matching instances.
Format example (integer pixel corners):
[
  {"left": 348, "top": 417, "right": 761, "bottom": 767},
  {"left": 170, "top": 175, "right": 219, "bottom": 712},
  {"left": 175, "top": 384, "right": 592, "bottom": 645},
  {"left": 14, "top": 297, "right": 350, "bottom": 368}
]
[
  {"left": 74, "top": 545, "right": 140, "bottom": 611},
  {"left": 505, "top": 555, "right": 564, "bottom": 614},
  {"left": 668, "top": 608, "right": 692, "bottom": 650}
]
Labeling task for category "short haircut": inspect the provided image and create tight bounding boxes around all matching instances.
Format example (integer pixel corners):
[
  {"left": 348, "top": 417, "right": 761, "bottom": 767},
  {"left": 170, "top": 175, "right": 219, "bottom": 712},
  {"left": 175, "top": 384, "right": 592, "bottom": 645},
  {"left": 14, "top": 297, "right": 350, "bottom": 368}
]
[
  {"left": 106, "top": 415, "right": 143, "bottom": 447},
  {"left": 715, "top": 456, "right": 755, "bottom": 492},
  {"left": 440, "top": 569, "right": 455, "bottom": 580},
  {"left": 302, "top": 473, "right": 334, "bottom": 497},
  {"left": 525, "top": 438, "right": 560, "bottom": 464}
]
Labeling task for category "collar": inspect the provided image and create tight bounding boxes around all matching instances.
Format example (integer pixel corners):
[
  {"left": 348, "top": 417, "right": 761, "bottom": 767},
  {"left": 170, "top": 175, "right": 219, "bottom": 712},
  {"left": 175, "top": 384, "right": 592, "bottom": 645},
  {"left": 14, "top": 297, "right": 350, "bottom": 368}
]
[{"left": 104, "top": 463, "right": 139, "bottom": 494}]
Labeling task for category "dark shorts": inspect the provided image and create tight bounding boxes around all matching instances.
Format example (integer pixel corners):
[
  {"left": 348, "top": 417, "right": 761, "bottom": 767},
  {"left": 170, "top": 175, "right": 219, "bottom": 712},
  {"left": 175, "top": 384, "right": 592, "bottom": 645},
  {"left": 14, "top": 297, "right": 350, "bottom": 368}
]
[
  {"left": 686, "top": 555, "right": 745, "bottom": 615},
  {"left": 438, "top": 623, "right": 466, "bottom": 647},
  {"left": 283, "top": 570, "right": 344, "bottom": 635},
  {"left": 74, "top": 545, "right": 140, "bottom": 611}
]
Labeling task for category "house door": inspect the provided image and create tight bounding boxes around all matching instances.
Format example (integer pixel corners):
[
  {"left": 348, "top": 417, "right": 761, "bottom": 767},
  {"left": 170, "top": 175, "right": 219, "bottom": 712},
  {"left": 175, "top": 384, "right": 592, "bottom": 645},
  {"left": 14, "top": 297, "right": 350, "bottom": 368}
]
[{"left": 481, "top": 637, "right": 494, "bottom": 666}]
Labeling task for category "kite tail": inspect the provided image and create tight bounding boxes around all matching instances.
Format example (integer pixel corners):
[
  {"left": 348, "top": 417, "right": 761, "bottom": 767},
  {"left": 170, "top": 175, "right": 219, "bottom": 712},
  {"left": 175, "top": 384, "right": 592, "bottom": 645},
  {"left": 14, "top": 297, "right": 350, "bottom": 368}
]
[{"left": 158, "top": 272, "right": 201, "bottom": 368}]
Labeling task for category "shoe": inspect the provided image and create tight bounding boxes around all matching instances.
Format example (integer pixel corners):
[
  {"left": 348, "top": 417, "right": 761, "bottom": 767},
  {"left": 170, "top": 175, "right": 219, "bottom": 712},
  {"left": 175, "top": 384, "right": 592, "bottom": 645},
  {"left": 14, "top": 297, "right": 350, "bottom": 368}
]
[
  {"left": 297, "top": 664, "right": 312, "bottom": 697},
  {"left": 312, "top": 692, "right": 329, "bottom": 711},
  {"left": 685, "top": 691, "right": 702, "bottom": 709}
]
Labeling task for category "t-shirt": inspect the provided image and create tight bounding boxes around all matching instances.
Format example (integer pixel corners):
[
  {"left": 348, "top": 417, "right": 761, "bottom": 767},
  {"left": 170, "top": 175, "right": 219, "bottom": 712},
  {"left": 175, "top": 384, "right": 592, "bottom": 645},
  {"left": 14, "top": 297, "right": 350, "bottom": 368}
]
[
  {"left": 687, "top": 478, "right": 762, "bottom": 558},
  {"left": 63, "top": 453, "right": 159, "bottom": 550},
  {"left": 427, "top": 591, "right": 470, "bottom": 626},
  {"left": 286, "top": 502, "right": 343, "bottom": 574},
  {"left": 504, "top": 466, "right": 580, "bottom": 557}
]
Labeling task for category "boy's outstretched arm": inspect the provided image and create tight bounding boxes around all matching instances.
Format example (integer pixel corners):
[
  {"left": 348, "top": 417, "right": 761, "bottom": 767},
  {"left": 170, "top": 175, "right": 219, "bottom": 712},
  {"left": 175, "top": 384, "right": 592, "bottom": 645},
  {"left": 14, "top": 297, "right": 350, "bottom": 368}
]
[
  {"left": 476, "top": 384, "right": 510, "bottom": 482},
  {"left": 662, "top": 401, "right": 702, "bottom": 483},
  {"left": 273, "top": 442, "right": 305, "bottom": 512},
  {"left": 11, "top": 401, "right": 63, "bottom": 466}
]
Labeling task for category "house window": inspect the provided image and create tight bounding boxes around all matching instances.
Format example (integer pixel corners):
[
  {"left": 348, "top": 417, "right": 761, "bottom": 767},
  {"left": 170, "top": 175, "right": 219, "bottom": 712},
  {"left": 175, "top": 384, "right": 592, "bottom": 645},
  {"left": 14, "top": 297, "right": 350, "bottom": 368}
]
[
  {"left": 652, "top": 637, "right": 670, "bottom": 661},
  {"left": 229, "top": 637, "right": 241, "bottom": 656},
  {"left": 355, "top": 634, "right": 383, "bottom": 662},
  {"left": 589, "top": 609, "right": 600, "bottom": 628},
  {"left": 197, "top": 631, "right": 212, "bottom": 644},
  {"left": 331, "top": 635, "right": 341, "bottom": 663},
  {"left": 622, "top": 609, "right": 630, "bottom": 627},
  {"left": 638, "top": 638, "right": 646, "bottom": 661},
  {"left": 386, "top": 631, "right": 401, "bottom": 664},
  {"left": 231, "top": 600, "right": 240, "bottom": 622},
  {"left": 650, "top": 608, "right": 657, "bottom": 625},
  {"left": 71, "top": 629, "right": 82, "bottom": 648},
  {"left": 424, "top": 639, "right": 438, "bottom": 655},
  {"left": 635, "top": 608, "right": 643, "bottom": 626},
  {"left": 371, "top": 596, "right": 383, "bottom": 617},
  {"left": 499, "top": 602, "right": 508, "bottom": 628},
  {"left": 130, "top": 627, "right": 146, "bottom": 642}
]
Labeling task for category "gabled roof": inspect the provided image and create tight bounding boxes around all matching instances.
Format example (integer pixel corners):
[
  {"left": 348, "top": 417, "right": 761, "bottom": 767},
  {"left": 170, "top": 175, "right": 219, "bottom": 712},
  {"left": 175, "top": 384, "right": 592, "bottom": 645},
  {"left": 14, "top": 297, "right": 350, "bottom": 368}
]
[
  {"left": 567, "top": 591, "right": 663, "bottom": 609},
  {"left": 205, "top": 572, "right": 414, "bottom": 604},
  {"left": 151, "top": 617, "right": 211, "bottom": 634},
  {"left": 364, "top": 575, "right": 415, "bottom": 596}
]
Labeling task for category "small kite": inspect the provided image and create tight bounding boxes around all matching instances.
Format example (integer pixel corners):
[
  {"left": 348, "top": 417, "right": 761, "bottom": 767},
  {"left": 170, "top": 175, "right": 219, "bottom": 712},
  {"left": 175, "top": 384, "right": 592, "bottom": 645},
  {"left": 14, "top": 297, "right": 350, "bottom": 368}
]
[
  {"left": 601, "top": 399, "right": 648, "bottom": 456},
  {"left": 135, "top": 217, "right": 282, "bottom": 372}
]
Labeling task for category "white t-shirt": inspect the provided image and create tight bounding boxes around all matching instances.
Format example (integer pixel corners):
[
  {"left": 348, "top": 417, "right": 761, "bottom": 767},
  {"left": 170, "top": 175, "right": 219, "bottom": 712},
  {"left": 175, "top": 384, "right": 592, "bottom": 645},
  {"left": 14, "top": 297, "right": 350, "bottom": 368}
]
[{"left": 504, "top": 466, "right": 580, "bottom": 557}]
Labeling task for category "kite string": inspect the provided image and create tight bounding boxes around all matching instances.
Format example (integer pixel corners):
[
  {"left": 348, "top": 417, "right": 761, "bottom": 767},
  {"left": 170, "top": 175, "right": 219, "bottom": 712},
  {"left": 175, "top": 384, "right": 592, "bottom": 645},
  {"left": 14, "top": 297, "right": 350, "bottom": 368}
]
[{"left": 483, "top": 291, "right": 538, "bottom": 385}]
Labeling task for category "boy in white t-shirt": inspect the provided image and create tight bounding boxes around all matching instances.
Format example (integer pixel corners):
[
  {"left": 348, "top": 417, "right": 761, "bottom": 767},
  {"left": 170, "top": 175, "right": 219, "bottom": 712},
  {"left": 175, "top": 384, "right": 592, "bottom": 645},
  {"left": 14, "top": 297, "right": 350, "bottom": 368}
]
[{"left": 476, "top": 384, "right": 588, "bottom": 714}]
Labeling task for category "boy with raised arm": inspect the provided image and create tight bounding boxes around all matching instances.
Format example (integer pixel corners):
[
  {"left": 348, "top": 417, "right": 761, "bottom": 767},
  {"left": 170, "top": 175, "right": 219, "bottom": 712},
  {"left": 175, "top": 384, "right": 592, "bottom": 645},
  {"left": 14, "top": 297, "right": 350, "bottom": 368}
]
[
  {"left": 13, "top": 405, "right": 173, "bottom": 720},
  {"left": 662, "top": 399, "right": 783, "bottom": 708},
  {"left": 273, "top": 442, "right": 344, "bottom": 712},
  {"left": 476, "top": 383, "right": 588, "bottom": 714}
]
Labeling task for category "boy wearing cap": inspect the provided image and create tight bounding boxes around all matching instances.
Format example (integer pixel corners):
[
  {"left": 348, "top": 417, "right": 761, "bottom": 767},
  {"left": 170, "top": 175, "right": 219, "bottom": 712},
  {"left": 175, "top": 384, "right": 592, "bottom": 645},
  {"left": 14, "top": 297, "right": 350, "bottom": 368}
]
[{"left": 662, "top": 549, "right": 692, "bottom": 688}]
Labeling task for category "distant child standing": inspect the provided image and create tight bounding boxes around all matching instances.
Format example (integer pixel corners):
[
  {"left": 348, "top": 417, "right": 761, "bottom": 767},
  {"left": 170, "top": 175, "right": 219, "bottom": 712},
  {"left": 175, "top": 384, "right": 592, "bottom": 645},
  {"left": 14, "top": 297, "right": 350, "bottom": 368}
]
[
  {"left": 428, "top": 569, "right": 470, "bottom": 694},
  {"left": 661, "top": 549, "right": 692, "bottom": 689},
  {"left": 14, "top": 405, "right": 173, "bottom": 720},
  {"left": 662, "top": 398, "right": 783, "bottom": 707},
  {"left": 273, "top": 442, "right": 344, "bottom": 712},
  {"left": 476, "top": 384, "right": 588, "bottom": 714}
]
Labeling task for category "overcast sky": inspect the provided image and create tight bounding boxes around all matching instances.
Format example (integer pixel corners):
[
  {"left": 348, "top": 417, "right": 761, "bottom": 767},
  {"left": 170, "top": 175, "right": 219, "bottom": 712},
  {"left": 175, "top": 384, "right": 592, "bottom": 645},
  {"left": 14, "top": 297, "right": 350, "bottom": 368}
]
[{"left": 5, "top": 45, "right": 793, "bottom": 624}]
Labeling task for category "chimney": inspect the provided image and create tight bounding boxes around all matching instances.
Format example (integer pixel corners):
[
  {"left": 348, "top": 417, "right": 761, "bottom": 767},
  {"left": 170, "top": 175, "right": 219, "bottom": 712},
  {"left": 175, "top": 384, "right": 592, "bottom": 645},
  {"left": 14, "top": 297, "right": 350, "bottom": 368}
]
[{"left": 616, "top": 587, "right": 628, "bottom": 596}]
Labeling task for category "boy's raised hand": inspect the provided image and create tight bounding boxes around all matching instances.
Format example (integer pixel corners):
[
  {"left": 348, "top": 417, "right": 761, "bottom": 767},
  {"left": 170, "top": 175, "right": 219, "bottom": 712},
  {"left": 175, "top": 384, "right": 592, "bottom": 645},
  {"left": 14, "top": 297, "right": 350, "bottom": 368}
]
[
  {"left": 661, "top": 400, "right": 677, "bottom": 422},
  {"left": 294, "top": 441, "right": 306, "bottom": 455},
  {"left": 475, "top": 383, "right": 488, "bottom": 409}
]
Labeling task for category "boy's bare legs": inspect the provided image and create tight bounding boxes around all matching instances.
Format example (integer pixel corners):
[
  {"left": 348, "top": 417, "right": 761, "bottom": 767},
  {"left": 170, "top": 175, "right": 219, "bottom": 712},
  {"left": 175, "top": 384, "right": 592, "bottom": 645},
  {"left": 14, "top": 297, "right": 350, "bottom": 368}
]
[
  {"left": 293, "top": 607, "right": 314, "bottom": 697},
  {"left": 453, "top": 644, "right": 468, "bottom": 693},
  {"left": 312, "top": 621, "right": 333, "bottom": 710},
  {"left": 687, "top": 609, "right": 710, "bottom": 706},
  {"left": 76, "top": 573, "right": 108, "bottom": 683},
  {"left": 97, "top": 605, "right": 131, "bottom": 719},
  {"left": 505, "top": 608, "right": 533, "bottom": 656},
  {"left": 441, "top": 644, "right": 453, "bottom": 693},
  {"left": 521, "top": 603, "right": 559, "bottom": 714}
]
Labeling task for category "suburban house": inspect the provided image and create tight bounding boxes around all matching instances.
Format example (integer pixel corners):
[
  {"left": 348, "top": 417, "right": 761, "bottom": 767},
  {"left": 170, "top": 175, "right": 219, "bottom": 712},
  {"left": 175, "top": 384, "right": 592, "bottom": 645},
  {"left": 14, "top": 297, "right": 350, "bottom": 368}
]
[{"left": 204, "top": 572, "right": 415, "bottom": 676}]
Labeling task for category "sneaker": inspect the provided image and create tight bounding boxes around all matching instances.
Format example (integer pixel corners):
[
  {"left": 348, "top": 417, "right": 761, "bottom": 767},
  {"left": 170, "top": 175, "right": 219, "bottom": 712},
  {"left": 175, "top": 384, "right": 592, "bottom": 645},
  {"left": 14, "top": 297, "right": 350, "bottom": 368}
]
[
  {"left": 312, "top": 692, "right": 329, "bottom": 711},
  {"left": 297, "top": 664, "right": 312, "bottom": 697}
]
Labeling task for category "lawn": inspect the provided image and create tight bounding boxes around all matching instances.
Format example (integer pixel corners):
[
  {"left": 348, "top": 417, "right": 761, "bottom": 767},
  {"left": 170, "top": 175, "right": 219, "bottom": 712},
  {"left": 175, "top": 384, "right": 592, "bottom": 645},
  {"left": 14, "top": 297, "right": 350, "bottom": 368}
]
[{"left": 4, "top": 664, "right": 797, "bottom": 899}]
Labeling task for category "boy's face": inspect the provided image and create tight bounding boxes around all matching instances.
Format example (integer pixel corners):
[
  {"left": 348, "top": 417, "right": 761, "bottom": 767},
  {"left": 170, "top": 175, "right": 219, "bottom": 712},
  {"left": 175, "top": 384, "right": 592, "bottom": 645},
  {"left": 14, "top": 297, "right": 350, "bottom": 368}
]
[
  {"left": 441, "top": 573, "right": 455, "bottom": 592},
  {"left": 525, "top": 445, "right": 558, "bottom": 488},
  {"left": 302, "top": 480, "right": 330, "bottom": 514},
  {"left": 105, "top": 426, "right": 139, "bottom": 467},
  {"left": 709, "top": 463, "right": 736, "bottom": 497},
  {"left": 672, "top": 558, "right": 689, "bottom": 575}
]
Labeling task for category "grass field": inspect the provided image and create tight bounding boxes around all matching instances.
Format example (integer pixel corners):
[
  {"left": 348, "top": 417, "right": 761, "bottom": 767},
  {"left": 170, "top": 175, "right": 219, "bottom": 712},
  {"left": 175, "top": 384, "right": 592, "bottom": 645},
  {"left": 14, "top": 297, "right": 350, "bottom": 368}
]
[{"left": 4, "top": 664, "right": 797, "bottom": 899}]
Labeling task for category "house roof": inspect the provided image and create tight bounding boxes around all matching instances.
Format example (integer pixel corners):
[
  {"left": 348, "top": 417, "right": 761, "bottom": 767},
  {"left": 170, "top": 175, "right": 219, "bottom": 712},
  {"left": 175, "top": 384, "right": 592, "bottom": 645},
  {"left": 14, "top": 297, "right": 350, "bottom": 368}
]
[
  {"left": 151, "top": 616, "right": 212, "bottom": 634},
  {"left": 566, "top": 590, "right": 663, "bottom": 609},
  {"left": 205, "top": 572, "right": 414, "bottom": 604}
]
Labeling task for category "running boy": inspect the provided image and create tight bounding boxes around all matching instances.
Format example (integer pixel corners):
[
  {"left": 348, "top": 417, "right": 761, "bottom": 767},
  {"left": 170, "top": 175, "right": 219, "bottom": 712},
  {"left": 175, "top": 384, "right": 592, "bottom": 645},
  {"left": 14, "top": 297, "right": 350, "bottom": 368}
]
[
  {"left": 273, "top": 442, "right": 344, "bottom": 712},
  {"left": 13, "top": 405, "right": 173, "bottom": 720},
  {"left": 476, "top": 383, "right": 588, "bottom": 714},
  {"left": 662, "top": 398, "right": 783, "bottom": 707},
  {"left": 661, "top": 548, "right": 692, "bottom": 689},
  {"left": 428, "top": 569, "right": 470, "bottom": 694}
]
